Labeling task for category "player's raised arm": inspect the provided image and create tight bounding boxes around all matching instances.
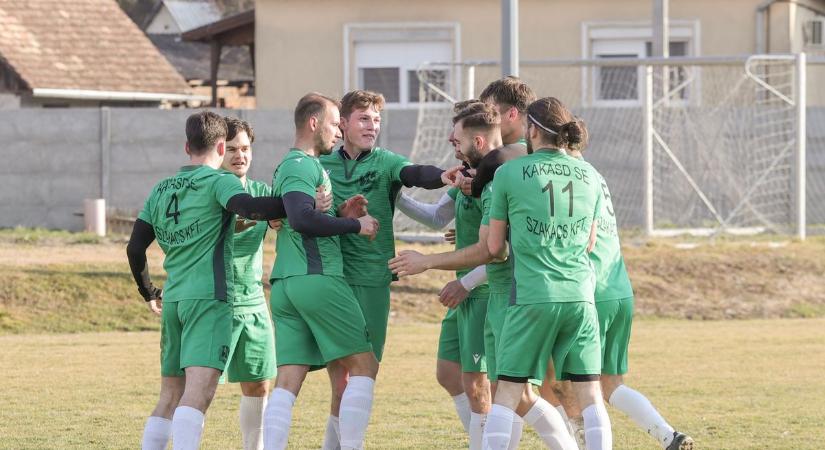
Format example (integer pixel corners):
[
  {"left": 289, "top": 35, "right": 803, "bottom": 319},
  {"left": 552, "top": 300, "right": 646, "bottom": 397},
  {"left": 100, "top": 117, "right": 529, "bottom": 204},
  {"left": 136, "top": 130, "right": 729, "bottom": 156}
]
[
  {"left": 282, "top": 190, "right": 377, "bottom": 238},
  {"left": 224, "top": 192, "right": 286, "bottom": 221},
  {"left": 395, "top": 191, "right": 456, "bottom": 230},
  {"left": 126, "top": 218, "right": 162, "bottom": 314}
]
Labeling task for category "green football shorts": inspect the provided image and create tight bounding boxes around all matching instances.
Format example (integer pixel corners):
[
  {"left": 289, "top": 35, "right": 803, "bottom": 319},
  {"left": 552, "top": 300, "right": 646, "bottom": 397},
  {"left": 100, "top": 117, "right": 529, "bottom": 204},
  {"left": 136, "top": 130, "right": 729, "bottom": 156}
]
[
  {"left": 349, "top": 283, "right": 391, "bottom": 362},
  {"left": 456, "top": 295, "right": 488, "bottom": 373},
  {"left": 223, "top": 302, "right": 277, "bottom": 383},
  {"left": 595, "top": 297, "right": 634, "bottom": 375},
  {"left": 485, "top": 293, "right": 540, "bottom": 385},
  {"left": 496, "top": 301, "right": 601, "bottom": 381},
  {"left": 437, "top": 307, "right": 460, "bottom": 363},
  {"left": 160, "top": 299, "right": 232, "bottom": 377},
  {"left": 270, "top": 275, "right": 373, "bottom": 367}
]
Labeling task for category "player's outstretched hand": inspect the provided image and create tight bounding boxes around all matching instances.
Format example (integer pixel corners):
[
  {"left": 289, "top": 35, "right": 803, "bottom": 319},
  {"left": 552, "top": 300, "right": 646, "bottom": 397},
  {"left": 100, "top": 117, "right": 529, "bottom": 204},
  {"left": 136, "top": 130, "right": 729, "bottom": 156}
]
[
  {"left": 444, "top": 228, "right": 456, "bottom": 244},
  {"left": 439, "top": 280, "right": 469, "bottom": 309},
  {"left": 460, "top": 168, "right": 476, "bottom": 196},
  {"left": 268, "top": 219, "right": 283, "bottom": 231},
  {"left": 339, "top": 194, "right": 369, "bottom": 218},
  {"left": 441, "top": 165, "right": 465, "bottom": 188},
  {"left": 235, "top": 218, "right": 257, "bottom": 232},
  {"left": 315, "top": 186, "right": 333, "bottom": 212},
  {"left": 388, "top": 250, "right": 429, "bottom": 277},
  {"left": 357, "top": 214, "right": 379, "bottom": 240},
  {"left": 147, "top": 298, "right": 162, "bottom": 315}
]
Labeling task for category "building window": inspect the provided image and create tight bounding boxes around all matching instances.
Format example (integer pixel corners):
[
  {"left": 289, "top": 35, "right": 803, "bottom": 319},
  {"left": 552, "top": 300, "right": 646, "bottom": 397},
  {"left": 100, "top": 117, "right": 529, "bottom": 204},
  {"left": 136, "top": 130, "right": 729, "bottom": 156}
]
[
  {"left": 346, "top": 24, "right": 460, "bottom": 108},
  {"left": 585, "top": 21, "right": 698, "bottom": 106},
  {"left": 360, "top": 68, "right": 401, "bottom": 103}
]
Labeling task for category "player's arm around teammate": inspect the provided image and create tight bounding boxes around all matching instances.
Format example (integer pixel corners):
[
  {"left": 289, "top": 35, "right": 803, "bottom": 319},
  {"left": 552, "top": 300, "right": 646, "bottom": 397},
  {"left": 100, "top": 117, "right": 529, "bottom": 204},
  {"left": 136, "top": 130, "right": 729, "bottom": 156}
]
[
  {"left": 483, "top": 98, "right": 612, "bottom": 450},
  {"left": 128, "top": 112, "right": 289, "bottom": 450},
  {"left": 263, "top": 94, "right": 380, "bottom": 450}
]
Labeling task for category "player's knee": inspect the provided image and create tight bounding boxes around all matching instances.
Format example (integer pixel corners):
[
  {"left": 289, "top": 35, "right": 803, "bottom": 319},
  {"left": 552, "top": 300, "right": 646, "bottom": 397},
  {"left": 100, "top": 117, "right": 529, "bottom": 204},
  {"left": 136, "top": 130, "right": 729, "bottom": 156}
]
[
  {"left": 600, "top": 375, "right": 622, "bottom": 402},
  {"left": 341, "top": 352, "right": 378, "bottom": 378},
  {"left": 436, "top": 360, "right": 463, "bottom": 394},
  {"left": 240, "top": 381, "right": 269, "bottom": 398}
]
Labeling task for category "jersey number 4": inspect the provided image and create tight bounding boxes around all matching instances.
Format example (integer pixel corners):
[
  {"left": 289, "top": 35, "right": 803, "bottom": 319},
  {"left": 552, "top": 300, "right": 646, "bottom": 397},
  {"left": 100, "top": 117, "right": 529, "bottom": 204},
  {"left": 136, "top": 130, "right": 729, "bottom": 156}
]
[
  {"left": 542, "top": 180, "right": 574, "bottom": 217},
  {"left": 165, "top": 193, "right": 181, "bottom": 224}
]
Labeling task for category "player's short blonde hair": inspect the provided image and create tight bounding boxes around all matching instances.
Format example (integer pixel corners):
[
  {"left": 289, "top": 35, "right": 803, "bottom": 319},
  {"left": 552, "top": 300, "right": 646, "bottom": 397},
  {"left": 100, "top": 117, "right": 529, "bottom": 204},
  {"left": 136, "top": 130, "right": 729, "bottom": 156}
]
[{"left": 340, "top": 90, "right": 385, "bottom": 120}]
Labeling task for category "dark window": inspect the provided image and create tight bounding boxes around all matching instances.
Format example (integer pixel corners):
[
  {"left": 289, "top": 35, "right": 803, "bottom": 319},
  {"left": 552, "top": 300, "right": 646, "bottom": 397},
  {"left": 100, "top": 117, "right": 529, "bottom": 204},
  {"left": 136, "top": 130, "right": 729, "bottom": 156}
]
[{"left": 360, "top": 67, "right": 400, "bottom": 103}]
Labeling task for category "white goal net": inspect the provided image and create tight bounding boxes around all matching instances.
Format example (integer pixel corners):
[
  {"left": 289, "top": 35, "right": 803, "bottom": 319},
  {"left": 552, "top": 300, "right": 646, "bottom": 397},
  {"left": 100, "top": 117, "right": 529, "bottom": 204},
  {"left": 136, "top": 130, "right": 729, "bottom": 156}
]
[{"left": 396, "top": 55, "right": 806, "bottom": 239}]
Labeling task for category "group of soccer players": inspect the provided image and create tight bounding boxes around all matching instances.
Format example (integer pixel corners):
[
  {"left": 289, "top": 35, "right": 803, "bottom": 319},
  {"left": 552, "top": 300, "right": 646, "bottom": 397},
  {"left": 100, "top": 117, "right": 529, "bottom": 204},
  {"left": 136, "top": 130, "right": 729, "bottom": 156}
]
[{"left": 127, "top": 77, "right": 693, "bottom": 450}]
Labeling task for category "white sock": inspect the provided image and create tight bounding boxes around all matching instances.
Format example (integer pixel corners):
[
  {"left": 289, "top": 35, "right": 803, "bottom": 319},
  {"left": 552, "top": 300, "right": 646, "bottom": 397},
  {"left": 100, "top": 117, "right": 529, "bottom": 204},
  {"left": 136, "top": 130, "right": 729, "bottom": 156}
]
[
  {"left": 469, "top": 412, "right": 486, "bottom": 450},
  {"left": 482, "top": 404, "right": 514, "bottom": 450},
  {"left": 524, "top": 398, "right": 578, "bottom": 450},
  {"left": 508, "top": 414, "right": 524, "bottom": 450},
  {"left": 608, "top": 385, "right": 674, "bottom": 448},
  {"left": 453, "top": 393, "right": 472, "bottom": 433},
  {"left": 321, "top": 415, "right": 341, "bottom": 450},
  {"left": 141, "top": 416, "right": 171, "bottom": 450},
  {"left": 581, "top": 403, "right": 612, "bottom": 450},
  {"left": 339, "top": 376, "right": 375, "bottom": 450},
  {"left": 171, "top": 406, "right": 205, "bottom": 450},
  {"left": 569, "top": 416, "right": 586, "bottom": 450},
  {"left": 263, "top": 388, "right": 296, "bottom": 450},
  {"left": 240, "top": 395, "right": 267, "bottom": 450},
  {"left": 555, "top": 405, "right": 577, "bottom": 439}
]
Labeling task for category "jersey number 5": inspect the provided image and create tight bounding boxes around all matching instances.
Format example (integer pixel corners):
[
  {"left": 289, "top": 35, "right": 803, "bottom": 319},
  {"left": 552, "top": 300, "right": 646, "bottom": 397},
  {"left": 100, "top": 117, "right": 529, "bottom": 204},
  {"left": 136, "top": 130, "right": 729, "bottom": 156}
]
[
  {"left": 542, "top": 180, "right": 574, "bottom": 217},
  {"left": 165, "top": 193, "right": 181, "bottom": 224}
]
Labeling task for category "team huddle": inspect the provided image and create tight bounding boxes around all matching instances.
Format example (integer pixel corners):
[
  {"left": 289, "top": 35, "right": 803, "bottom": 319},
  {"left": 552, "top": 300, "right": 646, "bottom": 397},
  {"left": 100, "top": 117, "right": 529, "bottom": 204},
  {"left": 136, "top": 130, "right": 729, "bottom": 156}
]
[{"left": 126, "top": 77, "right": 694, "bottom": 450}]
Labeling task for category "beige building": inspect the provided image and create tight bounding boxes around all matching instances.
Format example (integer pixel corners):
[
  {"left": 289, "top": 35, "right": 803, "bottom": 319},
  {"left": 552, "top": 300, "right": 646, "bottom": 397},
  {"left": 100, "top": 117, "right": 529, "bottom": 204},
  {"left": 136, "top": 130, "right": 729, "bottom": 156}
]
[{"left": 255, "top": 0, "right": 825, "bottom": 109}]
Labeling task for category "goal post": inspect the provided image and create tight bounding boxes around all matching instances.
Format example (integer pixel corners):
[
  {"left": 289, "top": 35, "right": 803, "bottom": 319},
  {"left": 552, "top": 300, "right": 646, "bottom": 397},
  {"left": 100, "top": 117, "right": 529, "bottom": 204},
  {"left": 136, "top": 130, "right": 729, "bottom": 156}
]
[{"left": 398, "top": 55, "right": 808, "bottom": 239}]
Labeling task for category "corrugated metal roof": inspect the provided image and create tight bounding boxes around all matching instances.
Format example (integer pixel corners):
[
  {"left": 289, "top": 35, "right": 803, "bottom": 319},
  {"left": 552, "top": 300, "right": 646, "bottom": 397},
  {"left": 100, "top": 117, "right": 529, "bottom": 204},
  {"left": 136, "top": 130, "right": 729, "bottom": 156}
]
[{"left": 163, "top": 0, "right": 221, "bottom": 32}]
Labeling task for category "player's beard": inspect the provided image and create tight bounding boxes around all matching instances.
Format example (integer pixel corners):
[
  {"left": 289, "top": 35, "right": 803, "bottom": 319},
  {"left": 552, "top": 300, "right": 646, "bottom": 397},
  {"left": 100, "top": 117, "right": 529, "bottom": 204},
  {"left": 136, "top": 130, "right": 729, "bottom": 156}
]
[
  {"left": 464, "top": 146, "right": 484, "bottom": 169},
  {"left": 315, "top": 132, "right": 335, "bottom": 155}
]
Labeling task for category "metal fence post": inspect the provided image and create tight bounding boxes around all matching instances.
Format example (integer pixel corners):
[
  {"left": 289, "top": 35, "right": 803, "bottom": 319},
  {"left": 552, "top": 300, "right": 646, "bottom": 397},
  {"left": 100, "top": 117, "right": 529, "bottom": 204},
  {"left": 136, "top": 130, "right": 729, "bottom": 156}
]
[
  {"left": 795, "top": 52, "right": 807, "bottom": 240},
  {"left": 643, "top": 65, "right": 654, "bottom": 236}
]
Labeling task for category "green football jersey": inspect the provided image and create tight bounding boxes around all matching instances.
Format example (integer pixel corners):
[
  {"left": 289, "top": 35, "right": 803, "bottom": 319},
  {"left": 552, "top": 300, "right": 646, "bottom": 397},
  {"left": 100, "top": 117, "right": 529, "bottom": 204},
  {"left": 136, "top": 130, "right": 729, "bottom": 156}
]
[
  {"left": 137, "top": 165, "right": 246, "bottom": 303},
  {"left": 480, "top": 182, "right": 512, "bottom": 294},
  {"left": 270, "top": 149, "right": 343, "bottom": 281},
  {"left": 447, "top": 187, "right": 490, "bottom": 298},
  {"left": 320, "top": 147, "right": 411, "bottom": 286},
  {"left": 489, "top": 150, "right": 602, "bottom": 304},
  {"left": 580, "top": 162, "right": 634, "bottom": 302},
  {"left": 231, "top": 179, "right": 272, "bottom": 309}
]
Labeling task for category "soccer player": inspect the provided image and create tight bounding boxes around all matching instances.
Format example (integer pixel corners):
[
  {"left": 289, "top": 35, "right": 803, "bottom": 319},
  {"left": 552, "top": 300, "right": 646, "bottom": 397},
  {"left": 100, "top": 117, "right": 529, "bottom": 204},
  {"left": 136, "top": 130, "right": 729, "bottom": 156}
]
[
  {"left": 391, "top": 101, "right": 573, "bottom": 449},
  {"left": 262, "top": 93, "right": 381, "bottom": 450},
  {"left": 127, "top": 111, "right": 289, "bottom": 450},
  {"left": 317, "top": 89, "right": 457, "bottom": 449},
  {"left": 557, "top": 130, "right": 695, "bottom": 450},
  {"left": 482, "top": 97, "right": 612, "bottom": 450},
  {"left": 220, "top": 116, "right": 331, "bottom": 450},
  {"left": 394, "top": 79, "right": 536, "bottom": 435}
]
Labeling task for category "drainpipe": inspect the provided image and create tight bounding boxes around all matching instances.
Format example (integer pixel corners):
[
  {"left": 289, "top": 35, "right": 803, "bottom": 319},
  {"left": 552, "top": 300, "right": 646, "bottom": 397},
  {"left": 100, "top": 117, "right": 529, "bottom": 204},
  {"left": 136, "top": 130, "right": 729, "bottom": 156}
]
[
  {"left": 757, "top": 0, "right": 825, "bottom": 53},
  {"left": 756, "top": 0, "right": 776, "bottom": 54}
]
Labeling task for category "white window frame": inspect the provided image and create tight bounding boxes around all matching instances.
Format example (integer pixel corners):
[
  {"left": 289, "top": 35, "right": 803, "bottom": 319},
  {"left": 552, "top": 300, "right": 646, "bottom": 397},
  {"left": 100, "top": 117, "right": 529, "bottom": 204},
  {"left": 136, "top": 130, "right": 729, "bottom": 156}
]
[
  {"left": 581, "top": 20, "right": 701, "bottom": 107},
  {"left": 343, "top": 22, "right": 461, "bottom": 109}
]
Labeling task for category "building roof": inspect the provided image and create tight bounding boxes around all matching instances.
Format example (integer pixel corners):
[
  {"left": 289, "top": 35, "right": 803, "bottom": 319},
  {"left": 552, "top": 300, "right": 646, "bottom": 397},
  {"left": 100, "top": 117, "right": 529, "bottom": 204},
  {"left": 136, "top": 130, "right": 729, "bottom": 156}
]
[
  {"left": 0, "top": 0, "right": 191, "bottom": 95},
  {"left": 163, "top": 0, "right": 222, "bottom": 32},
  {"left": 148, "top": 34, "right": 253, "bottom": 82}
]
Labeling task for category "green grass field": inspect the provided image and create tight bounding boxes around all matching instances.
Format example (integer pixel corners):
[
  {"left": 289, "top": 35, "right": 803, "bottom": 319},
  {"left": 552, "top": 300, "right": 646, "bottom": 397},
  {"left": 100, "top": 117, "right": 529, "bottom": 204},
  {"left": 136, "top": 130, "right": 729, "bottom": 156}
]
[
  {"left": 1, "top": 319, "right": 824, "bottom": 449},
  {"left": 2, "top": 230, "right": 825, "bottom": 449}
]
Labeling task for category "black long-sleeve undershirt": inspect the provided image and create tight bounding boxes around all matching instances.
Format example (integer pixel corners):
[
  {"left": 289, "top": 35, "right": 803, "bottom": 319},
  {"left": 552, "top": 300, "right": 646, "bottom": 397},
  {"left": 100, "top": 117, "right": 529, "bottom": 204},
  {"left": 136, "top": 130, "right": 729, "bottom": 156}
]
[
  {"left": 283, "top": 191, "right": 361, "bottom": 237},
  {"left": 225, "top": 193, "right": 286, "bottom": 221},
  {"left": 126, "top": 218, "right": 161, "bottom": 302},
  {"left": 471, "top": 149, "right": 505, "bottom": 198},
  {"left": 399, "top": 164, "right": 445, "bottom": 189}
]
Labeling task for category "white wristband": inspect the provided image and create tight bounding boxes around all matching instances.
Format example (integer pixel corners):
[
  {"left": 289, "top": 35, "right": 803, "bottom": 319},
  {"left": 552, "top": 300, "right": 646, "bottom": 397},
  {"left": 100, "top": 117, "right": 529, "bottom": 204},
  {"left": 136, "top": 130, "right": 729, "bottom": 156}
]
[{"left": 459, "top": 265, "right": 488, "bottom": 291}]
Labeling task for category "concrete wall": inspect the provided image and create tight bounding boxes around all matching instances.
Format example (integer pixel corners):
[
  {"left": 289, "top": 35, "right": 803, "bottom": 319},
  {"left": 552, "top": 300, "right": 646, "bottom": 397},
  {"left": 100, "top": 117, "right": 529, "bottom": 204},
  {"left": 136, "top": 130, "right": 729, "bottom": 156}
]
[
  {"left": 255, "top": 0, "right": 808, "bottom": 109},
  {"left": 0, "top": 108, "right": 417, "bottom": 230}
]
